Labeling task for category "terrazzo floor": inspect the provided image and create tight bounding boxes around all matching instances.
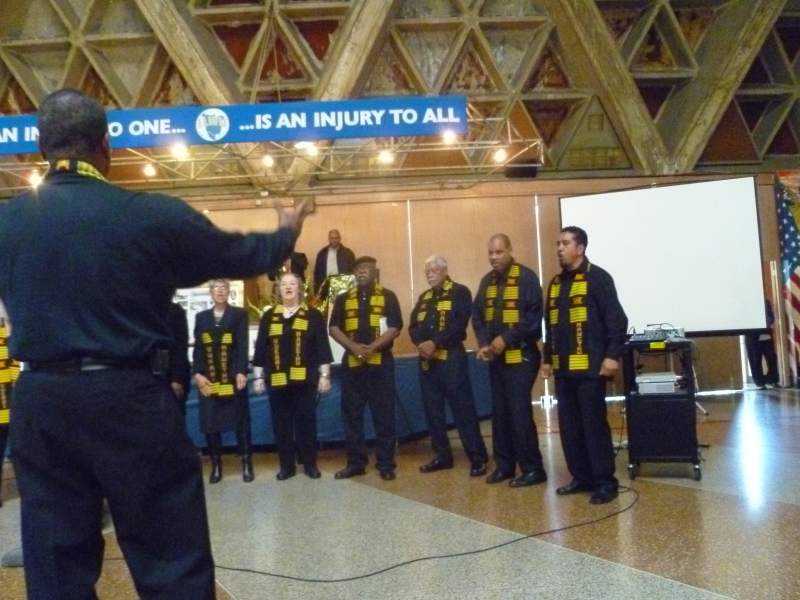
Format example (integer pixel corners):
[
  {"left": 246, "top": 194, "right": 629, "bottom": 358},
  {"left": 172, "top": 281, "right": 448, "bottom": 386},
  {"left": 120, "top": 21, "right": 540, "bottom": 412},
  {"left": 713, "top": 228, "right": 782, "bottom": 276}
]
[{"left": 1, "top": 389, "right": 798, "bottom": 599}]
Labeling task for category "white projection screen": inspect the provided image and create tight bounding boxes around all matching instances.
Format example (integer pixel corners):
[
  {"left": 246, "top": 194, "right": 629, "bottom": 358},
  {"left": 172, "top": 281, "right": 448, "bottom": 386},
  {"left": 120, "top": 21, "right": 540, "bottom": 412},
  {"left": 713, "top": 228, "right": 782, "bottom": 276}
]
[{"left": 559, "top": 177, "right": 766, "bottom": 336}]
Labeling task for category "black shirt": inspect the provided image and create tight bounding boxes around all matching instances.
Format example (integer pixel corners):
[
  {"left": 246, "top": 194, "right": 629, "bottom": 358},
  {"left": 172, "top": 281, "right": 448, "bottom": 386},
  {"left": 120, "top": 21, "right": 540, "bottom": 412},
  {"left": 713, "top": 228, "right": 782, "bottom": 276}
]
[
  {"left": 252, "top": 307, "right": 333, "bottom": 385},
  {"left": 329, "top": 284, "right": 403, "bottom": 359},
  {"left": 0, "top": 169, "right": 295, "bottom": 361},
  {"left": 472, "top": 262, "right": 543, "bottom": 350},
  {"left": 542, "top": 258, "right": 628, "bottom": 378},
  {"left": 408, "top": 277, "right": 472, "bottom": 349}
]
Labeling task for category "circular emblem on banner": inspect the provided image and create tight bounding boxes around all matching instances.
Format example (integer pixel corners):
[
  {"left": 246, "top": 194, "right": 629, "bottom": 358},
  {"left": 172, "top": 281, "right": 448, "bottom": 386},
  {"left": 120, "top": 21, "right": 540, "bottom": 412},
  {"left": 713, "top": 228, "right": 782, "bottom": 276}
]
[{"left": 195, "top": 108, "right": 230, "bottom": 142}]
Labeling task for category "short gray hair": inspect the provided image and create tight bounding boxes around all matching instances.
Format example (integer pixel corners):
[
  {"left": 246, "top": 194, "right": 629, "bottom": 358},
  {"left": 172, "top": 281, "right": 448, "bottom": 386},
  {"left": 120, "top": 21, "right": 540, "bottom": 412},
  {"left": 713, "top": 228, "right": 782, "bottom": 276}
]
[
  {"left": 424, "top": 255, "right": 448, "bottom": 269},
  {"left": 208, "top": 278, "right": 230, "bottom": 290}
]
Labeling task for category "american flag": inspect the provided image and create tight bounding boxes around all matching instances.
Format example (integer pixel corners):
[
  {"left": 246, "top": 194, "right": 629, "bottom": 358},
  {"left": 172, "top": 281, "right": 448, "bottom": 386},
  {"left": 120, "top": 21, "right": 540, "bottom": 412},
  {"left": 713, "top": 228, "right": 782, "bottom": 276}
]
[{"left": 777, "top": 183, "right": 800, "bottom": 383}]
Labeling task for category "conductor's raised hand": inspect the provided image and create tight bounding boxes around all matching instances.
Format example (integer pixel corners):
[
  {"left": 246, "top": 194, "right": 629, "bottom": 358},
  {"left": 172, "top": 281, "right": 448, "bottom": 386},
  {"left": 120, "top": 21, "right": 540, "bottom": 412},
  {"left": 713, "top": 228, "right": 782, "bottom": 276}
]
[{"left": 274, "top": 198, "right": 311, "bottom": 238}]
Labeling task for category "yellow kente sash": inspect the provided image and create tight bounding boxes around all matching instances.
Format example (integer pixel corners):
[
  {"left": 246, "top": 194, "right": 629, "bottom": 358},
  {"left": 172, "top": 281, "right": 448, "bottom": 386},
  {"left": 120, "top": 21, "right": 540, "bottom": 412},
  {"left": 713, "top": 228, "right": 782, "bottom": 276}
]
[
  {"left": 201, "top": 323, "right": 235, "bottom": 397},
  {"left": 417, "top": 279, "right": 454, "bottom": 371},
  {"left": 345, "top": 285, "right": 385, "bottom": 368},
  {"left": 267, "top": 305, "right": 311, "bottom": 387},
  {"left": 484, "top": 264, "right": 523, "bottom": 365},
  {"left": 547, "top": 265, "right": 591, "bottom": 371},
  {"left": 0, "top": 323, "right": 18, "bottom": 425}
]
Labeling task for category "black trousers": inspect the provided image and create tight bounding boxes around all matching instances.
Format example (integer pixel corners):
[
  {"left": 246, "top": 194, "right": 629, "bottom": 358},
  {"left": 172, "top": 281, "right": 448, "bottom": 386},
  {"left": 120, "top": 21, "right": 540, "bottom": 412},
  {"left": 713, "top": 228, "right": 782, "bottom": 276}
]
[
  {"left": 745, "top": 338, "right": 779, "bottom": 386},
  {"left": 269, "top": 383, "right": 318, "bottom": 471},
  {"left": 555, "top": 376, "right": 617, "bottom": 489},
  {"left": 341, "top": 359, "right": 396, "bottom": 472},
  {"left": 419, "top": 346, "right": 487, "bottom": 464},
  {"left": 10, "top": 369, "right": 215, "bottom": 600},
  {"left": 488, "top": 359, "right": 543, "bottom": 474}
]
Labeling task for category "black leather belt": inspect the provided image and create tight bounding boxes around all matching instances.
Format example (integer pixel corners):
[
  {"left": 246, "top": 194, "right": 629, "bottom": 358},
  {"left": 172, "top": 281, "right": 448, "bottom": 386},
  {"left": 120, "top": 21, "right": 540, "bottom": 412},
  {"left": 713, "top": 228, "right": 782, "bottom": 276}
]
[{"left": 27, "top": 356, "right": 151, "bottom": 374}]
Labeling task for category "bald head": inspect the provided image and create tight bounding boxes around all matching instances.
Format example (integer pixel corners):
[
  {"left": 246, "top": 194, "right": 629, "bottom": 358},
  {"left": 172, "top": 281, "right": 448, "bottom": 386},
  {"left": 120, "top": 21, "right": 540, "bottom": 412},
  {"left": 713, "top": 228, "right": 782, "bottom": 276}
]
[
  {"left": 328, "top": 229, "right": 342, "bottom": 249},
  {"left": 488, "top": 234, "right": 513, "bottom": 273}
]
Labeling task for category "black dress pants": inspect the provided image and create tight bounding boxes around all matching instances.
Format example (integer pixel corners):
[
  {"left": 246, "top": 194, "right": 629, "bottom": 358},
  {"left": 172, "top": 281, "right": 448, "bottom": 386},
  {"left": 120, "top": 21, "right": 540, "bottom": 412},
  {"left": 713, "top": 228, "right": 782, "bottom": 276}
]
[
  {"left": 10, "top": 369, "right": 215, "bottom": 600},
  {"left": 419, "top": 346, "right": 487, "bottom": 465},
  {"left": 555, "top": 376, "right": 618, "bottom": 490},
  {"left": 745, "top": 338, "right": 779, "bottom": 386},
  {"left": 341, "top": 359, "right": 396, "bottom": 472},
  {"left": 269, "top": 383, "right": 318, "bottom": 471},
  {"left": 488, "top": 359, "right": 543, "bottom": 474}
]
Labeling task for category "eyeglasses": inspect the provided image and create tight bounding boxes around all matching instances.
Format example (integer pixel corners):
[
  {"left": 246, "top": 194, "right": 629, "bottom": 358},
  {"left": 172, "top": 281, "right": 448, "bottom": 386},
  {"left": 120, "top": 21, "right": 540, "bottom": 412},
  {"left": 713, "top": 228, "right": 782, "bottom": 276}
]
[{"left": 211, "top": 285, "right": 229, "bottom": 290}]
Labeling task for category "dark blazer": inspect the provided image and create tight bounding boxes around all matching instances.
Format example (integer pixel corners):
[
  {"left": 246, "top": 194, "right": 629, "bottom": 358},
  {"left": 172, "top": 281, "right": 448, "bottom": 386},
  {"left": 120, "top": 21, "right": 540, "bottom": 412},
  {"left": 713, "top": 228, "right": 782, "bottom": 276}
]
[
  {"left": 313, "top": 244, "right": 356, "bottom": 288},
  {"left": 192, "top": 305, "right": 249, "bottom": 380}
]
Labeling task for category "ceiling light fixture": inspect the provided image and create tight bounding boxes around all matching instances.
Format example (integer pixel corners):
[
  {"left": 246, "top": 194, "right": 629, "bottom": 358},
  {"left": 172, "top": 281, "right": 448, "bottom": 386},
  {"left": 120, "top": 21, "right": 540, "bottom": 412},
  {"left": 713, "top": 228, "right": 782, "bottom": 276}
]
[{"left": 172, "top": 143, "right": 189, "bottom": 160}]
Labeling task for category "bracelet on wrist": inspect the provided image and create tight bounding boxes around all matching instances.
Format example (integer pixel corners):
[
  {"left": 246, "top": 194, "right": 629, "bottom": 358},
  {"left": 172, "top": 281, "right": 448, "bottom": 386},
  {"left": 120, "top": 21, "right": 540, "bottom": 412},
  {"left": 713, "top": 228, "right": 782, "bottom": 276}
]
[{"left": 320, "top": 373, "right": 330, "bottom": 378}]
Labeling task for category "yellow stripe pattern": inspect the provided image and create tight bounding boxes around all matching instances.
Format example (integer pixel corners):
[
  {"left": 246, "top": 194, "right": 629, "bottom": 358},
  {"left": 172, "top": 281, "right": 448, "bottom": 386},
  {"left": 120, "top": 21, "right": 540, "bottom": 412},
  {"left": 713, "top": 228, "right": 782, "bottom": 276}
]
[
  {"left": 549, "top": 284, "right": 560, "bottom": 298},
  {"left": 569, "top": 307, "right": 587, "bottom": 323},
  {"left": 503, "top": 287, "right": 518, "bottom": 300},
  {"left": 271, "top": 373, "right": 288, "bottom": 386},
  {"left": 290, "top": 367, "right": 307, "bottom": 381},
  {"left": 549, "top": 309, "right": 558, "bottom": 324},
  {"left": 201, "top": 333, "right": 213, "bottom": 344},
  {"left": 221, "top": 333, "right": 233, "bottom": 344},
  {"left": 504, "top": 349, "right": 523, "bottom": 364},
  {"left": 292, "top": 318, "right": 308, "bottom": 331},
  {"left": 269, "top": 323, "right": 283, "bottom": 336},
  {"left": 345, "top": 318, "right": 359, "bottom": 332},
  {"left": 433, "top": 349, "right": 448, "bottom": 361},
  {"left": 502, "top": 310, "right": 519, "bottom": 324},
  {"left": 345, "top": 298, "right": 358, "bottom": 310},
  {"left": 0, "top": 410, "right": 8, "bottom": 424},
  {"left": 0, "top": 347, "right": 7, "bottom": 360},
  {"left": 570, "top": 281, "right": 587, "bottom": 297},
  {"left": 212, "top": 383, "right": 235, "bottom": 396},
  {"left": 552, "top": 355, "right": 560, "bottom": 370},
  {"left": 569, "top": 355, "right": 589, "bottom": 370},
  {"left": 436, "top": 300, "right": 451, "bottom": 311}
]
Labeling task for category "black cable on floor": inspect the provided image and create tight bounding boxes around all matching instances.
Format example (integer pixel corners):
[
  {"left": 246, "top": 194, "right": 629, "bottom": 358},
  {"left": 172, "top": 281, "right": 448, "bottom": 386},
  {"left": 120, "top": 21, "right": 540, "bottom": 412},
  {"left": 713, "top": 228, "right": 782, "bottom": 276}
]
[{"left": 199, "top": 486, "right": 641, "bottom": 584}]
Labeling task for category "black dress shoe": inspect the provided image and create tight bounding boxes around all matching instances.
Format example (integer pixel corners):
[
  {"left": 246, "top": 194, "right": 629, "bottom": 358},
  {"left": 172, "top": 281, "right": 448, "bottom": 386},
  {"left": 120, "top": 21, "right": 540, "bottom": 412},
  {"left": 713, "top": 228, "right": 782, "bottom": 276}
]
[
  {"left": 470, "top": 461, "right": 487, "bottom": 477},
  {"left": 419, "top": 459, "right": 454, "bottom": 473},
  {"left": 556, "top": 480, "right": 595, "bottom": 496},
  {"left": 304, "top": 466, "right": 321, "bottom": 479},
  {"left": 509, "top": 469, "right": 548, "bottom": 488},
  {"left": 276, "top": 469, "right": 296, "bottom": 481},
  {"left": 589, "top": 487, "right": 619, "bottom": 505},
  {"left": 485, "top": 469, "right": 514, "bottom": 484},
  {"left": 379, "top": 470, "right": 396, "bottom": 481},
  {"left": 334, "top": 465, "right": 366, "bottom": 479}
]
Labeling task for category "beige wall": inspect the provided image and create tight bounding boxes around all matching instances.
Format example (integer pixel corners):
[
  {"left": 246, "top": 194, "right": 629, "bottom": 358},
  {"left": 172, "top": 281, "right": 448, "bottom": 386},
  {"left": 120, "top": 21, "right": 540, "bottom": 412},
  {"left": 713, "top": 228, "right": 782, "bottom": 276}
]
[{"left": 205, "top": 174, "right": 779, "bottom": 391}]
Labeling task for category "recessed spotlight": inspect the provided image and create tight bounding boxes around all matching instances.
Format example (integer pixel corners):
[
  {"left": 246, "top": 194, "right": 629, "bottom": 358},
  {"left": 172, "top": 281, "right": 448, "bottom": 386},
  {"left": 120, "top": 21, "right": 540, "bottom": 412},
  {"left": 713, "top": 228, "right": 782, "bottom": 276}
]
[
  {"left": 378, "top": 150, "right": 394, "bottom": 164},
  {"left": 306, "top": 144, "right": 318, "bottom": 157},
  {"left": 143, "top": 164, "right": 156, "bottom": 177},
  {"left": 442, "top": 130, "right": 457, "bottom": 145},
  {"left": 493, "top": 148, "right": 508, "bottom": 163},
  {"left": 262, "top": 155, "right": 274, "bottom": 167}
]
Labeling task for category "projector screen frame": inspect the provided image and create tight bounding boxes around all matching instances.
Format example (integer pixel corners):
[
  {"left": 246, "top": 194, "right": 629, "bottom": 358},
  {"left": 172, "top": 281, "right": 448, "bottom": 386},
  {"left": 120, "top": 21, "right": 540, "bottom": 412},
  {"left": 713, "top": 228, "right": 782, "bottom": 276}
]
[{"left": 558, "top": 176, "right": 769, "bottom": 339}]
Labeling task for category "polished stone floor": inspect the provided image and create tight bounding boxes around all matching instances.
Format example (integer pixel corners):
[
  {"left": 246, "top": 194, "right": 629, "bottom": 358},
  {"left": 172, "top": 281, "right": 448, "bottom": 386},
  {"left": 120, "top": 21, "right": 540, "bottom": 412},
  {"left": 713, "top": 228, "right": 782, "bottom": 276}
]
[{"left": 1, "top": 389, "right": 799, "bottom": 599}]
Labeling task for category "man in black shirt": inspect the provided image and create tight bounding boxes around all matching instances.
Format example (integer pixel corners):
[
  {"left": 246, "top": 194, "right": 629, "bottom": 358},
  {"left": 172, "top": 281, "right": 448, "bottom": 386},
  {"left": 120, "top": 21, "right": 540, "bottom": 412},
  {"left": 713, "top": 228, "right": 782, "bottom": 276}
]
[
  {"left": 409, "top": 255, "right": 488, "bottom": 476},
  {"left": 329, "top": 256, "right": 403, "bottom": 481},
  {"left": 473, "top": 234, "right": 547, "bottom": 488},
  {"left": 313, "top": 229, "right": 356, "bottom": 298},
  {"left": 0, "top": 89, "right": 308, "bottom": 599},
  {"left": 540, "top": 226, "right": 628, "bottom": 505}
]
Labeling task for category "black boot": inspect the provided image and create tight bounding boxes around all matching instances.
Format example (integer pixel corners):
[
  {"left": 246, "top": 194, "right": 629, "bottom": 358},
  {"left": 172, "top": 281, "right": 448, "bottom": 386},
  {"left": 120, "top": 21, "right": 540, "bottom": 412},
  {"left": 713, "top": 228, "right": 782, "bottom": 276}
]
[
  {"left": 237, "top": 429, "right": 254, "bottom": 482},
  {"left": 206, "top": 433, "right": 223, "bottom": 484}
]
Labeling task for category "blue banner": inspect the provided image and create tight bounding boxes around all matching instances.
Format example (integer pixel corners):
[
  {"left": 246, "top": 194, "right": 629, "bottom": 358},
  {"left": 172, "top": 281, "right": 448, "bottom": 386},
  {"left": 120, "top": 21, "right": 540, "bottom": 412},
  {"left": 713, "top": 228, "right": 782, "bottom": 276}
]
[{"left": 0, "top": 96, "right": 468, "bottom": 156}]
